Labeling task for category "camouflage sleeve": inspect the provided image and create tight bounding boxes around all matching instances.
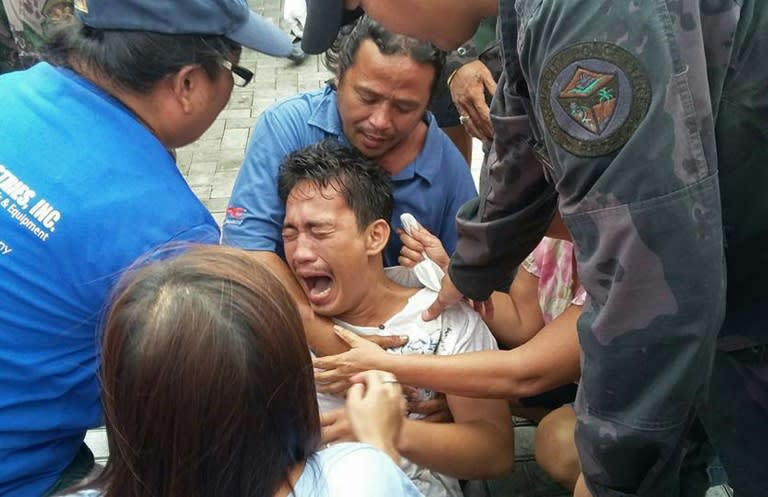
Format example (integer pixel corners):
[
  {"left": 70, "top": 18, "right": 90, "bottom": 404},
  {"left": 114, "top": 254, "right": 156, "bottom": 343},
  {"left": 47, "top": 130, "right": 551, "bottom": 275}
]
[
  {"left": 448, "top": 35, "right": 558, "bottom": 302},
  {"left": 512, "top": 1, "right": 732, "bottom": 495}
]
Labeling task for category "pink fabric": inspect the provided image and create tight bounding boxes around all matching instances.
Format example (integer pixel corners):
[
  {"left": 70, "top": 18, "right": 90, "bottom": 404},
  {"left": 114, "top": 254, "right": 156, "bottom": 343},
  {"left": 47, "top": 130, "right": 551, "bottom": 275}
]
[{"left": 521, "top": 237, "right": 586, "bottom": 324}]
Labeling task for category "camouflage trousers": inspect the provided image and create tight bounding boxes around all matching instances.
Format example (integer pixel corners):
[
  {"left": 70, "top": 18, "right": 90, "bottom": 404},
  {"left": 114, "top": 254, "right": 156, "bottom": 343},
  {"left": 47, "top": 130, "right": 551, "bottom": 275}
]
[{"left": 700, "top": 349, "right": 768, "bottom": 497}]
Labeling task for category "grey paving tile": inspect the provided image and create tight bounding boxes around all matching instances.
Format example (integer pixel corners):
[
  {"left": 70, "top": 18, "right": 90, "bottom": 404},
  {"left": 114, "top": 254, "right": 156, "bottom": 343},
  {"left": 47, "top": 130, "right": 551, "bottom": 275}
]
[
  {"left": 225, "top": 117, "right": 259, "bottom": 130},
  {"left": 199, "top": 119, "right": 226, "bottom": 140},
  {"left": 187, "top": 161, "right": 218, "bottom": 177},
  {"left": 226, "top": 91, "right": 254, "bottom": 110},
  {"left": 220, "top": 127, "right": 250, "bottom": 151},
  {"left": 210, "top": 171, "right": 239, "bottom": 198},
  {"left": 192, "top": 148, "right": 248, "bottom": 165},
  {"left": 216, "top": 107, "right": 253, "bottom": 120}
]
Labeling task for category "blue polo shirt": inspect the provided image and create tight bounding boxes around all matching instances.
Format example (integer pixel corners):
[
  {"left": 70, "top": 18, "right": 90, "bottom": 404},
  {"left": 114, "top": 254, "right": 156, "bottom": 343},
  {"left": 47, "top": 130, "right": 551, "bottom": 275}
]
[
  {"left": 0, "top": 63, "right": 219, "bottom": 497},
  {"left": 222, "top": 85, "right": 477, "bottom": 266}
]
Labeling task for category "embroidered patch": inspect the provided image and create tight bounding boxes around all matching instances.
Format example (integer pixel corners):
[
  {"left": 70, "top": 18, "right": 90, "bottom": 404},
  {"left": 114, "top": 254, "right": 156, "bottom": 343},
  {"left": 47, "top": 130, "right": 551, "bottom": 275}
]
[
  {"left": 223, "top": 206, "right": 246, "bottom": 226},
  {"left": 539, "top": 42, "right": 650, "bottom": 157}
]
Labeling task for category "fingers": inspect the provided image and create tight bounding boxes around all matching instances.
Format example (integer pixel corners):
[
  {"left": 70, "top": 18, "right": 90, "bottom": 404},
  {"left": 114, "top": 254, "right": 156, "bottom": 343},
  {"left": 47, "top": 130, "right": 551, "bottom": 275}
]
[
  {"left": 398, "top": 245, "right": 424, "bottom": 267},
  {"left": 320, "top": 408, "right": 344, "bottom": 427},
  {"left": 321, "top": 409, "right": 354, "bottom": 445},
  {"left": 346, "top": 382, "right": 365, "bottom": 402},
  {"left": 455, "top": 77, "right": 492, "bottom": 139},
  {"left": 407, "top": 396, "right": 445, "bottom": 416},
  {"left": 462, "top": 95, "right": 493, "bottom": 139},
  {"left": 401, "top": 384, "right": 419, "bottom": 398},
  {"left": 346, "top": 370, "right": 405, "bottom": 460},
  {"left": 471, "top": 297, "right": 495, "bottom": 320},
  {"left": 365, "top": 334, "right": 409, "bottom": 350},
  {"left": 422, "top": 295, "right": 447, "bottom": 322},
  {"left": 422, "top": 274, "right": 463, "bottom": 321},
  {"left": 481, "top": 70, "right": 498, "bottom": 97},
  {"left": 349, "top": 369, "right": 397, "bottom": 387},
  {"left": 457, "top": 102, "right": 492, "bottom": 140},
  {"left": 397, "top": 228, "right": 426, "bottom": 253},
  {"left": 347, "top": 370, "right": 404, "bottom": 410},
  {"left": 331, "top": 324, "right": 361, "bottom": 346},
  {"left": 407, "top": 225, "right": 435, "bottom": 244},
  {"left": 316, "top": 379, "right": 350, "bottom": 396},
  {"left": 483, "top": 297, "right": 495, "bottom": 321},
  {"left": 313, "top": 353, "right": 344, "bottom": 372}
]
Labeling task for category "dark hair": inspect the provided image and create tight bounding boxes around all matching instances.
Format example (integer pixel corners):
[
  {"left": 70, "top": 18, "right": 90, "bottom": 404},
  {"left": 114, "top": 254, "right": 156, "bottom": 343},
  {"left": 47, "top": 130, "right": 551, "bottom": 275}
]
[
  {"left": 46, "top": 18, "right": 238, "bottom": 93},
  {"left": 324, "top": 16, "right": 445, "bottom": 98},
  {"left": 85, "top": 245, "right": 320, "bottom": 497},
  {"left": 278, "top": 138, "right": 394, "bottom": 231}
]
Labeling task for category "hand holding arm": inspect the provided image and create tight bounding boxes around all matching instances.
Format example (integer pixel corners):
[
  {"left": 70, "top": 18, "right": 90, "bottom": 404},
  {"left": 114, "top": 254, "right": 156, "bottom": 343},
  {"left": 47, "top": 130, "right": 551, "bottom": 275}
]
[
  {"left": 317, "top": 308, "right": 581, "bottom": 400},
  {"left": 314, "top": 326, "right": 395, "bottom": 395},
  {"left": 346, "top": 370, "right": 407, "bottom": 462}
]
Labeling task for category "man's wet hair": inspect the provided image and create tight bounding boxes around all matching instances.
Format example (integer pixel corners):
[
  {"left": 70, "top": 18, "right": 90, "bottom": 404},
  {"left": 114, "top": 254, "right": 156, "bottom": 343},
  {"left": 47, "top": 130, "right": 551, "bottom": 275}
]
[
  {"left": 46, "top": 18, "right": 238, "bottom": 93},
  {"left": 278, "top": 138, "right": 394, "bottom": 231},
  {"left": 323, "top": 15, "right": 445, "bottom": 98}
]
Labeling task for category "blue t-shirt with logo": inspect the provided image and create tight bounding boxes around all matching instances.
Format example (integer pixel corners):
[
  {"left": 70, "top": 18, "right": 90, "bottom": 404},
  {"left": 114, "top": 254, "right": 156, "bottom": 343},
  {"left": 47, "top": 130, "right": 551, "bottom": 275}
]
[{"left": 0, "top": 63, "right": 219, "bottom": 496}]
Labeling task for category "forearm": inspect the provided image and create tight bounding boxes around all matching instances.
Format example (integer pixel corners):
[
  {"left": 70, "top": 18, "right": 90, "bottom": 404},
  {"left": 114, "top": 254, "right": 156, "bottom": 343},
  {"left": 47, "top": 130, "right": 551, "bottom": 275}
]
[
  {"left": 484, "top": 269, "right": 545, "bottom": 347},
  {"left": 369, "top": 308, "right": 579, "bottom": 398},
  {"left": 398, "top": 417, "right": 513, "bottom": 479},
  {"left": 449, "top": 72, "right": 557, "bottom": 301},
  {"left": 246, "top": 251, "right": 347, "bottom": 356},
  {"left": 367, "top": 350, "right": 527, "bottom": 399},
  {"left": 483, "top": 292, "right": 524, "bottom": 346}
]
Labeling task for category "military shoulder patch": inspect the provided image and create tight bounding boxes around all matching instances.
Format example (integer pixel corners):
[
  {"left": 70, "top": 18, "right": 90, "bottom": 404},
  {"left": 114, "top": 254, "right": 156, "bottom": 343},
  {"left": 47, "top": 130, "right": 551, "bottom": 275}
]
[{"left": 539, "top": 42, "right": 650, "bottom": 157}]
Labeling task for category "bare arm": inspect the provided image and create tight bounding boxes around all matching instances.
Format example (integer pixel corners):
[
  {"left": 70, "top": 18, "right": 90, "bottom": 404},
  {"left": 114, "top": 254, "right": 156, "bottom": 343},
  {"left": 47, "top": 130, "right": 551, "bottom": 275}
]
[
  {"left": 484, "top": 269, "right": 544, "bottom": 348},
  {"left": 248, "top": 251, "right": 406, "bottom": 357},
  {"left": 398, "top": 395, "right": 513, "bottom": 479},
  {"left": 248, "top": 251, "right": 349, "bottom": 356},
  {"left": 315, "top": 306, "right": 581, "bottom": 399}
]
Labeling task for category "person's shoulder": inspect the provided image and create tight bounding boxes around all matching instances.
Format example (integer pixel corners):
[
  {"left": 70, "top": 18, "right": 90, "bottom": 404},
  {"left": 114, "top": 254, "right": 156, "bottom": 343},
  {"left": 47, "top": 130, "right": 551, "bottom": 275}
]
[
  {"left": 262, "top": 87, "right": 327, "bottom": 122},
  {"left": 319, "top": 441, "right": 389, "bottom": 462},
  {"left": 316, "top": 443, "right": 422, "bottom": 497}
]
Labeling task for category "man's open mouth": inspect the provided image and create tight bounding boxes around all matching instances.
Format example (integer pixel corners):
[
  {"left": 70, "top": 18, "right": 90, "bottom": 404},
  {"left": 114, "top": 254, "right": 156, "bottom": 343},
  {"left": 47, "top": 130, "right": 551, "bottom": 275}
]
[{"left": 304, "top": 275, "right": 333, "bottom": 299}]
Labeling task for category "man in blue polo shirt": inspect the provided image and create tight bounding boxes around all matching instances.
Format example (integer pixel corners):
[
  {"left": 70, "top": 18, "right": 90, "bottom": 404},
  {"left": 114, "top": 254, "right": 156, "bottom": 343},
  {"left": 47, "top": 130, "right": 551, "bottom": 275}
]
[
  {"left": 0, "top": 1, "right": 291, "bottom": 495},
  {"left": 224, "top": 15, "right": 476, "bottom": 266},
  {"left": 224, "top": 16, "right": 476, "bottom": 356}
]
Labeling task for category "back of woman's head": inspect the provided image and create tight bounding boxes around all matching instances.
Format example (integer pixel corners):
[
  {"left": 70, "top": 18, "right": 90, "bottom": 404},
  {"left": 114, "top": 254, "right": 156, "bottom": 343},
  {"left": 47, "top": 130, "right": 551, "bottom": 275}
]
[
  {"left": 95, "top": 245, "right": 320, "bottom": 497},
  {"left": 46, "top": 19, "right": 238, "bottom": 93}
]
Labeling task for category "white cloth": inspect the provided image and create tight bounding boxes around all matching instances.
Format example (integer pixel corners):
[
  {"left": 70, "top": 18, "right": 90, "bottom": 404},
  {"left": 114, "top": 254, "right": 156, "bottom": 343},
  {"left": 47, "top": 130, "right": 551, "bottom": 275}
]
[
  {"left": 282, "top": 0, "right": 306, "bottom": 38},
  {"left": 317, "top": 267, "right": 498, "bottom": 497},
  {"left": 60, "top": 443, "right": 424, "bottom": 497}
]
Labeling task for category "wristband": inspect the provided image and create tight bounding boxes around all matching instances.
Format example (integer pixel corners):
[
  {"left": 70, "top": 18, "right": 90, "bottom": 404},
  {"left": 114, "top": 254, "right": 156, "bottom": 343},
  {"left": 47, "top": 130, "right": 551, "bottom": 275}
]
[{"left": 446, "top": 68, "right": 460, "bottom": 88}]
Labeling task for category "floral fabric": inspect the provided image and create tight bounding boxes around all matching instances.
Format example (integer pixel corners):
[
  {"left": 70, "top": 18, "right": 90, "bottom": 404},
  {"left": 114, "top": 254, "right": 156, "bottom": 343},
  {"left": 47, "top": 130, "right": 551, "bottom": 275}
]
[{"left": 521, "top": 237, "right": 586, "bottom": 324}]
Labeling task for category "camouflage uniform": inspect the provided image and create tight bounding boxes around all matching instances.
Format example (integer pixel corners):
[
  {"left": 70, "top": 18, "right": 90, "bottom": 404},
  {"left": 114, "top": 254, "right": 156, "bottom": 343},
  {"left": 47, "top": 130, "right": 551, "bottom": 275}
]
[
  {"left": 0, "top": 0, "right": 72, "bottom": 73},
  {"left": 449, "top": 1, "right": 768, "bottom": 496}
]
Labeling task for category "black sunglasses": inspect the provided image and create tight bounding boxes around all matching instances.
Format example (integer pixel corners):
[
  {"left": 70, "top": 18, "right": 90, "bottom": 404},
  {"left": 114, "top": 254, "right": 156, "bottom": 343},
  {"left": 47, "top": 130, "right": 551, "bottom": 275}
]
[{"left": 220, "top": 60, "right": 254, "bottom": 87}]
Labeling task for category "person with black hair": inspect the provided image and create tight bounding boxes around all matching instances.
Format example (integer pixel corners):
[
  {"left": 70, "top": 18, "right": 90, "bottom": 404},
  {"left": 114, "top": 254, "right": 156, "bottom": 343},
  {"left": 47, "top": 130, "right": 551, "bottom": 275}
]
[
  {"left": 278, "top": 140, "right": 513, "bottom": 497},
  {"left": 0, "top": 1, "right": 291, "bottom": 495},
  {"left": 224, "top": 15, "right": 476, "bottom": 359}
]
